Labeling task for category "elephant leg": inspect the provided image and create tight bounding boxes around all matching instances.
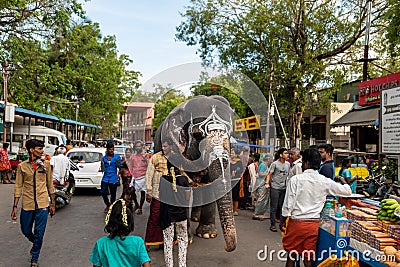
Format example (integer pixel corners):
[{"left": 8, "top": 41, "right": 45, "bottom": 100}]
[
  {"left": 191, "top": 206, "right": 201, "bottom": 222},
  {"left": 196, "top": 202, "right": 217, "bottom": 239}
]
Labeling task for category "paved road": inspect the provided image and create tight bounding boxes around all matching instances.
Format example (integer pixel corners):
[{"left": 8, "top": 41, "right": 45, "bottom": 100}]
[{"left": 0, "top": 184, "right": 285, "bottom": 267}]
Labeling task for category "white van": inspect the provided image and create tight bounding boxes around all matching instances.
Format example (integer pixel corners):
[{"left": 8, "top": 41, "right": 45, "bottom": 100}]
[{"left": 11, "top": 125, "right": 67, "bottom": 155}]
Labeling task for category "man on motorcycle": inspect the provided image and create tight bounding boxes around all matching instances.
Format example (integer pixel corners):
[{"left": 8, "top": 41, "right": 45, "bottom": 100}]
[{"left": 50, "top": 145, "right": 70, "bottom": 185}]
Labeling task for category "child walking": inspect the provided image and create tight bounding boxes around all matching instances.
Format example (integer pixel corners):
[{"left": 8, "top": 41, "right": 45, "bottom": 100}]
[{"left": 89, "top": 199, "right": 151, "bottom": 267}]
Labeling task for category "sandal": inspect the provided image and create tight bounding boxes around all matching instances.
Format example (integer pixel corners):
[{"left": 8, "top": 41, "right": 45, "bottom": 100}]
[
  {"left": 137, "top": 208, "right": 142, "bottom": 215},
  {"left": 270, "top": 226, "right": 277, "bottom": 232}
]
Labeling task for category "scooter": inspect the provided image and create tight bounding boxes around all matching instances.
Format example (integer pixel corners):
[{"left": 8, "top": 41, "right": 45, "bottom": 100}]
[{"left": 54, "top": 160, "right": 78, "bottom": 209}]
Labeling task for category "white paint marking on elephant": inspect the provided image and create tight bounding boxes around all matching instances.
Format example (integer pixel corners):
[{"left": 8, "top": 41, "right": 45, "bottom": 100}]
[
  {"left": 198, "top": 106, "right": 232, "bottom": 137},
  {"left": 171, "top": 118, "right": 182, "bottom": 133}
]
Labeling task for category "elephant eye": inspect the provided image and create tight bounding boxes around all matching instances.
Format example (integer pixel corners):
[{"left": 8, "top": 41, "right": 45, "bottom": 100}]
[{"left": 192, "top": 132, "right": 204, "bottom": 140}]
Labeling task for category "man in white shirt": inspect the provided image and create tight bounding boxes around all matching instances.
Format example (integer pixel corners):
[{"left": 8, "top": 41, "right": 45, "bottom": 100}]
[
  {"left": 280, "top": 148, "right": 351, "bottom": 267},
  {"left": 50, "top": 145, "right": 70, "bottom": 185},
  {"left": 287, "top": 147, "right": 302, "bottom": 181}
]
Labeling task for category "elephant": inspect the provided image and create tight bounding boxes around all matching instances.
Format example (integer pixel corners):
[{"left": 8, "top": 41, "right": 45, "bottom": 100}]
[{"left": 154, "top": 95, "right": 237, "bottom": 252}]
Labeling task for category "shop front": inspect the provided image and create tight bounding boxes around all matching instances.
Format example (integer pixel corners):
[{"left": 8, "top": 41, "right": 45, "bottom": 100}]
[
  {"left": 331, "top": 105, "right": 379, "bottom": 152},
  {"left": 331, "top": 72, "right": 400, "bottom": 153}
]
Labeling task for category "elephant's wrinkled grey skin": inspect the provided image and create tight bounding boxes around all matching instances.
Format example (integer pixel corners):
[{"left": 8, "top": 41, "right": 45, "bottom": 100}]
[{"left": 154, "top": 95, "right": 237, "bottom": 252}]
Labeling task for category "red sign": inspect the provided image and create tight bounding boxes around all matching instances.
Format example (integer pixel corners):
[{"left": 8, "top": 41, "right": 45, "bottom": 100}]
[{"left": 358, "top": 72, "right": 400, "bottom": 106}]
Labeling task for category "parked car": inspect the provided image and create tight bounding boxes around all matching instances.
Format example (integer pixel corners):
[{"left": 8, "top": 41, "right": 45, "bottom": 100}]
[
  {"left": 66, "top": 147, "right": 106, "bottom": 190},
  {"left": 114, "top": 144, "right": 130, "bottom": 160}
]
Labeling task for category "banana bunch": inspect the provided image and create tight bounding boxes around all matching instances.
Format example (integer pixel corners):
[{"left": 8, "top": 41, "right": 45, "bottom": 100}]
[{"left": 377, "top": 199, "right": 400, "bottom": 222}]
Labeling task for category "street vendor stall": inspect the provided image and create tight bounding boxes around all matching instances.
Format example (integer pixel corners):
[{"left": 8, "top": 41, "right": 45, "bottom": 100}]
[{"left": 316, "top": 195, "right": 400, "bottom": 267}]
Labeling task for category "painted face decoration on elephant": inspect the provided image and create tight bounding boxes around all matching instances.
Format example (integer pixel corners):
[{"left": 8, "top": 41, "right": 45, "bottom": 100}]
[{"left": 190, "top": 105, "right": 231, "bottom": 184}]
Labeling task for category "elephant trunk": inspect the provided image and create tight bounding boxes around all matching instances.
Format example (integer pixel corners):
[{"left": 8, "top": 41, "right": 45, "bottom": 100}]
[
  {"left": 207, "top": 142, "right": 237, "bottom": 252},
  {"left": 216, "top": 191, "right": 237, "bottom": 252}
]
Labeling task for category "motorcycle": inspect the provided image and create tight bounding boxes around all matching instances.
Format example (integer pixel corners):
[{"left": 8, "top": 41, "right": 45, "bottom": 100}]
[
  {"left": 54, "top": 160, "right": 78, "bottom": 209},
  {"left": 357, "top": 166, "right": 400, "bottom": 201}
]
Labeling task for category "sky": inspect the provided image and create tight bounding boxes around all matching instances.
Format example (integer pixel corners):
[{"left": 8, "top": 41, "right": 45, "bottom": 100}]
[{"left": 82, "top": 0, "right": 201, "bottom": 85}]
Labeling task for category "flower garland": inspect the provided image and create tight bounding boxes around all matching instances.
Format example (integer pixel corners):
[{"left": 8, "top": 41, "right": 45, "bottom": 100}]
[
  {"left": 170, "top": 167, "right": 177, "bottom": 192},
  {"left": 105, "top": 199, "right": 128, "bottom": 227}
]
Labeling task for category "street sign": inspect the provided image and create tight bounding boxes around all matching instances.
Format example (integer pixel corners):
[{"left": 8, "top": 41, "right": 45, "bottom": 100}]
[
  {"left": 0, "top": 114, "right": 3, "bottom": 133},
  {"left": 380, "top": 86, "right": 400, "bottom": 155}
]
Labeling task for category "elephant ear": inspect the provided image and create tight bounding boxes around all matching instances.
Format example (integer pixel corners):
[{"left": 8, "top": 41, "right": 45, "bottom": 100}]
[{"left": 159, "top": 101, "right": 188, "bottom": 154}]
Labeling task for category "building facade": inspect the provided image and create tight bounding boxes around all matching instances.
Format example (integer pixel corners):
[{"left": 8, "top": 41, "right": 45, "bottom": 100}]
[{"left": 121, "top": 102, "right": 154, "bottom": 143}]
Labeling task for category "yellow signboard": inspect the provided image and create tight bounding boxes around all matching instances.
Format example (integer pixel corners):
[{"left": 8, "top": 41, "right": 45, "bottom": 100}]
[
  {"left": 234, "top": 118, "right": 247, "bottom": 131},
  {"left": 234, "top": 115, "right": 260, "bottom": 131}
]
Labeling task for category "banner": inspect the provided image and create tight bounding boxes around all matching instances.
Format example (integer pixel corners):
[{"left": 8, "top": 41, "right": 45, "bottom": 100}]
[
  {"left": 234, "top": 115, "right": 260, "bottom": 131},
  {"left": 359, "top": 72, "right": 400, "bottom": 106}
]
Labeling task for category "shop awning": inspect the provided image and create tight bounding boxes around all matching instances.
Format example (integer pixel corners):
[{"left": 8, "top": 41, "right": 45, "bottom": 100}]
[{"left": 331, "top": 107, "right": 379, "bottom": 127}]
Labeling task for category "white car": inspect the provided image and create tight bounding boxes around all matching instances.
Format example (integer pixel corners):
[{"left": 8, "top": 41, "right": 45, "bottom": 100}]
[
  {"left": 66, "top": 147, "right": 106, "bottom": 190},
  {"left": 114, "top": 144, "right": 131, "bottom": 159}
]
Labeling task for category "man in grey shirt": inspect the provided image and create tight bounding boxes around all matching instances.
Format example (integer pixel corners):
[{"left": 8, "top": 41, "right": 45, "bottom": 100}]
[{"left": 265, "top": 147, "right": 290, "bottom": 232}]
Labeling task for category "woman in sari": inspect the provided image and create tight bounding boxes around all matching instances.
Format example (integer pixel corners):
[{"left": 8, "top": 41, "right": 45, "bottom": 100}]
[{"left": 252, "top": 153, "right": 273, "bottom": 220}]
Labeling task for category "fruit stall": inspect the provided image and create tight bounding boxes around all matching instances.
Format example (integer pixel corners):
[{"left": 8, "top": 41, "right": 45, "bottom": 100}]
[{"left": 316, "top": 197, "right": 400, "bottom": 267}]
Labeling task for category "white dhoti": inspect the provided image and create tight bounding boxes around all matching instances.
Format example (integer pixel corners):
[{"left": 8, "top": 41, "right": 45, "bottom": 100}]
[{"left": 130, "top": 176, "right": 146, "bottom": 192}]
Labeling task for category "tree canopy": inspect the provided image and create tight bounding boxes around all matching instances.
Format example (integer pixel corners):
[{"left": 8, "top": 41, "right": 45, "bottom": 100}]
[
  {"left": 385, "top": 0, "right": 400, "bottom": 56},
  {"left": 152, "top": 84, "right": 188, "bottom": 132},
  {"left": 176, "top": 0, "right": 389, "bottom": 144},
  {"left": 0, "top": 1, "right": 140, "bottom": 135}
]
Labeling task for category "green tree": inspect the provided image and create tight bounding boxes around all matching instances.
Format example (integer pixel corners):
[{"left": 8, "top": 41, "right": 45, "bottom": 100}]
[
  {"left": 153, "top": 84, "right": 187, "bottom": 132},
  {"left": 385, "top": 0, "right": 400, "bottom": 56},
  {"left": 4, "top": 21, "right": 140, "bottom": 134},
  {"left": 191, "top": 82, "right": 249, "bottom": 119},
  {"left": 131, "top": 83, "right": 171, "bottom": 103},
  {"left": 0, "top": 0, "right": 84, "bottom": 59},
  {"left": 176, "top": 0, "right": 388, "bottom": 144}
]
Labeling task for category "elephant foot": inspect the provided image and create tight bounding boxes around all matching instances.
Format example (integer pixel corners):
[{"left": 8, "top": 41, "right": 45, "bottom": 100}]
[{"left": 196, "top": 223, "right": 217, "bottom": 239}]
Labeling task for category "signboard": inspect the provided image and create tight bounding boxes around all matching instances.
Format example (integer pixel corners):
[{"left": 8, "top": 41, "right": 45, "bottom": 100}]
[
  {"left": 5, "top": 105, "right": 15, "bottom": 123},
  {"left": 0, "top": 115, "right": 3, "bottom": 133},
  {"left": 247, "top": 115, "right": 260, "bottom": 130},
  {"left": 234, "top": 115, "right": 260, "bottom": 132},
  {"left": 359, "top": 72, "right": 400, "bottom": 106},
  {"left": 234, "top": 118, "right": 247, "bottom": 132},
  {"left": 380, "top": 86, "right": 400, "bottom": 154}
]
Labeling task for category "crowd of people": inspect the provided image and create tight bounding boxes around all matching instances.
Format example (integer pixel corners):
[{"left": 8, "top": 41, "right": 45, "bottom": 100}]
[{"left": 8, "top": 137, "right": 374, "bottom": 267}]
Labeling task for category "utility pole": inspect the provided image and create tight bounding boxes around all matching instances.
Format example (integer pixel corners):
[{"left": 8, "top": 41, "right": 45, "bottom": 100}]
[
  {"left": 361, "top": 0, "right": 373, "bottom": 81},
  {"left": 48, "top": 97, "right": 84, "bottom": 141},
  {"left": 265, "top": 66, "right": 274, "bottom": 154},
  {"left": 75, "top": 103, "right": 79, "bottom": 141},
  {"left": 2, "top": 61, "right": 9, "bottom": 143}
]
